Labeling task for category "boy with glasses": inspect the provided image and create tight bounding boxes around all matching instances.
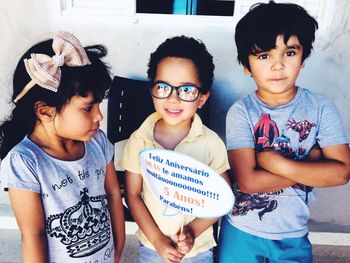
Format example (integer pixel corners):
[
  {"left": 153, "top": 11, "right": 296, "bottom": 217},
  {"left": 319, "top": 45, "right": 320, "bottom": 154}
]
[{"left": 120, "top": 35, "right": 230, "bottom": 263}]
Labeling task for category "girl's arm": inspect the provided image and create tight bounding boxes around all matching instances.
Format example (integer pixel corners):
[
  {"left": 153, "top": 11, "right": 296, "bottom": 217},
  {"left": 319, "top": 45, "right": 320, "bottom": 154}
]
[
  {"left": 176, "top": 171, "right": 231, "bottom": 254},
  {"left": 257, "top": 144, "right": 350, "bottom": 187},
  {"left": 229, "top": 148, "right": 297, "bottom": 193},
  {"left": 104, "top": 161, "right": 125, "bottom": 263},
  {"left": 125, "top": 170, "right": 184, "bottom": 263},
  {"left": 8, "top": 189, "right": 47, "bottom": 263}
]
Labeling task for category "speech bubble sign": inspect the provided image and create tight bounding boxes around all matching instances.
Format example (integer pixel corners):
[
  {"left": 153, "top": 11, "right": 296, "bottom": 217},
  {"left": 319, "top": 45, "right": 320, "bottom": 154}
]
[{"left": 140, "top": 149, "right": 234, "bottom": 218}]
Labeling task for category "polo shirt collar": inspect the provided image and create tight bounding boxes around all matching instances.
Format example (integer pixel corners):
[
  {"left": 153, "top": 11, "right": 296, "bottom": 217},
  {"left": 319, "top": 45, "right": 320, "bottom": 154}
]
[{"left": 135, "top": 112, "right": 204, "bottom": 143}]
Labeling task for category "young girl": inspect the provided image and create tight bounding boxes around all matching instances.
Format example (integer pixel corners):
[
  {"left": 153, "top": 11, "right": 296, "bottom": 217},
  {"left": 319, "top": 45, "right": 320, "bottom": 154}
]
[
  {"left": 119, "top": 36, "right": 230, "bottom": 263},
  {"left": 0, "top": 31, "right": 125, "bottom": 262}
]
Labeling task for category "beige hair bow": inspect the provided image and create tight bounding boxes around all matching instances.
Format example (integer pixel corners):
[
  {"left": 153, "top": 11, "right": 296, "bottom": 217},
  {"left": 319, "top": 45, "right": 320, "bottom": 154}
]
[{"left": 14, "top": 31, "right": 91, "bottom": 103}]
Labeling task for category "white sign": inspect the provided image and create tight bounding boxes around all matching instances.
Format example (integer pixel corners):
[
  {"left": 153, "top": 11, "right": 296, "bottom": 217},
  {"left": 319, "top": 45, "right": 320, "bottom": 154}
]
[{"left": 140, "top": 149, "right": 234, "bottom": 218}]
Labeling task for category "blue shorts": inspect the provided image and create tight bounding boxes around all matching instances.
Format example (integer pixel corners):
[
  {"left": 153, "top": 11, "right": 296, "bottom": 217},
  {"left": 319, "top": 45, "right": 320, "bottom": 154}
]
[
  {"left": 217, "top": 216, "right": 312, "bottom": 263},
  {"left": 139, "top": 242, "right": 213, "bottom": 263}
]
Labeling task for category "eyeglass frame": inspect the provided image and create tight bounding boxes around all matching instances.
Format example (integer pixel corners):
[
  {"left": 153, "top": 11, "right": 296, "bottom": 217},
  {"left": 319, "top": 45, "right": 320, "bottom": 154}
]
[{"left": 150, "top": 81, "right": 204, "bottom": 102}]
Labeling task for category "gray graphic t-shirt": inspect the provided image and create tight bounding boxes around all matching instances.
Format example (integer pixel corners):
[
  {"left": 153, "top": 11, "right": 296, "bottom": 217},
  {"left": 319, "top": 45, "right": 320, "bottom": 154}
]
[
  {"left": 226, "top": 87, "right": 348, "bottom": 239},
  {"left": 1, "top": 130, "right": 115, "bottom": 262}
]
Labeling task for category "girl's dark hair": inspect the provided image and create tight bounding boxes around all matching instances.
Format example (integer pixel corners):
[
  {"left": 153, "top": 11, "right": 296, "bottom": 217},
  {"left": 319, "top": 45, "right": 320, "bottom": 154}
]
[
  {"left": 0, "top": 39, "right": 111, "bottom": 159},
  {"left": 235, "top": 1, "right": 318, "bottom": 70},
  {"left": 147, "top": 35, "right": 214, "bottom": 93}
]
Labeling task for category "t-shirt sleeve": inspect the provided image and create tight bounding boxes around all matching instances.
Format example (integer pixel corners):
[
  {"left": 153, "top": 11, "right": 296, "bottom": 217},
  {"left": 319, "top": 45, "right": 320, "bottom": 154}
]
[
  {"left": 317, "top": 97, "right": 349, "bottom": 147},
  {"left": 226, "top": 101, "right": 255, "bottom": 150},
  {"left": 1, "top": 153, "right": 41, "bottom": 192},
  {"left": 208, "top": 134, "right": 230, "bottom": 175},
  {"left": 95, "top": 129, "right": 114, "bottom": 165},
  {"left": 118, "top": 132, "right": 142, "bottom": 174}
]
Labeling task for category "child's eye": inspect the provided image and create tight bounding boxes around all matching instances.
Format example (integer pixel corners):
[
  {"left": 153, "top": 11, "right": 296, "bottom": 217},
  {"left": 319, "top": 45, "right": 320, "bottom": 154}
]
[
  {"left": 286, "top": 51, "right": 296, "bottom": 56},
  {"left": 258, "top": 54, "right": 269, "bottom": 60},
  {"left": 83, "top": 106, "right": 93, "bottom": 112}
]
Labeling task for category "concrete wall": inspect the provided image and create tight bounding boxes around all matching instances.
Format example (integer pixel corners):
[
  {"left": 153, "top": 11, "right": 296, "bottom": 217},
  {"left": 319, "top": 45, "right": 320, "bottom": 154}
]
[{"left": 0, "top": 0, "right": 349, "bottom": 227}]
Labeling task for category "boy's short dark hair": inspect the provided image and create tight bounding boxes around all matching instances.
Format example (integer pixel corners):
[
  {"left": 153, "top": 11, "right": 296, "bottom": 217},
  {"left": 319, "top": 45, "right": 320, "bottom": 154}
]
[
  {"left": 147, "top": 35, "right": 214, "bottom": 93},
  {"left": 235, "top": 1, "right": 318, "bottom": 70}
]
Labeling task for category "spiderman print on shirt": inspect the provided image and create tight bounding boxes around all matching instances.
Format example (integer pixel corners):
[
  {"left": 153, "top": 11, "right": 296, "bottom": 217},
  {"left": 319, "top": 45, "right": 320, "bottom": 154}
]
[{"left": 232, "top": 114, "right": 317, "bottom": 219}]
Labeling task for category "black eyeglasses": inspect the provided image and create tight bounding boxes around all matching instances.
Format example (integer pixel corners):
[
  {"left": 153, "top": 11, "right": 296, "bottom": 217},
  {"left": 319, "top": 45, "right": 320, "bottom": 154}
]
[{"left": 151, "top": 82, "right": 201, "bottom": 102}]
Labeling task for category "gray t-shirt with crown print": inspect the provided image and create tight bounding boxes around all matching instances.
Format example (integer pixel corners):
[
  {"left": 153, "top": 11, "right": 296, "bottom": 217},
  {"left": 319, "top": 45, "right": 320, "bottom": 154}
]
[
  {"left": 225, "top": 87, "right": 348, "bottom": 240},
  {"left": 1, "top": 130, "right": 115, "bottom": 262}
]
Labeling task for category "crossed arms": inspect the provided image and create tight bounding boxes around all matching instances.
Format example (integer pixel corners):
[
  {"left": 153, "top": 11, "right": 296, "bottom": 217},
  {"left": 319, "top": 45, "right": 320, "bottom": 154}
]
[{"left": 229, "top": 144, "right": 350, "bottom": 194}]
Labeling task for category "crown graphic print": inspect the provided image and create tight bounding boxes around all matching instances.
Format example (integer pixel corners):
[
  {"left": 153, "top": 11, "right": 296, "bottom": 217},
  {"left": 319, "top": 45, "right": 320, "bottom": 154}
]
[{"left": 46, "top": 188, "right": 111, "bottom": 258}]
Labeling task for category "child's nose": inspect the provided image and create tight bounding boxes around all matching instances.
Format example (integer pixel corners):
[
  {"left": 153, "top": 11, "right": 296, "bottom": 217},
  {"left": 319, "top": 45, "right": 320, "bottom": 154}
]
[
  {"left": 272, "top": 57, "right": 284, "bottom": 71},
  {"left": 167, "top": 88, "right": 181, "bottom": 102},
  {"left": 94, "top": 107, "right": 103, "bottom": 122}
]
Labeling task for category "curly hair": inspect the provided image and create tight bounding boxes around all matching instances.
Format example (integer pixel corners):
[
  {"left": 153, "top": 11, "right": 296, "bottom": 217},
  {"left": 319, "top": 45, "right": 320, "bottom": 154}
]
[{"left": 147, "top": 35, "right": 214, "bottom": 93}]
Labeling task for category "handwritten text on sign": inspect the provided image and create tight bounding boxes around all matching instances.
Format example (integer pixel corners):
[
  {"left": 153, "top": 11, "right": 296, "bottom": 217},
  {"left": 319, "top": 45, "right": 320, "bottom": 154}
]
[{"left": 140, "top": 149, "right": 234, "bottom": 218}]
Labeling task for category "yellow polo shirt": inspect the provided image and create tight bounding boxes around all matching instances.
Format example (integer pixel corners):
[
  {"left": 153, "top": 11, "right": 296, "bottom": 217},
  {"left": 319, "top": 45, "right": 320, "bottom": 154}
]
[{"left": 119, "top": 112, "right": 229, "bottom": 257}]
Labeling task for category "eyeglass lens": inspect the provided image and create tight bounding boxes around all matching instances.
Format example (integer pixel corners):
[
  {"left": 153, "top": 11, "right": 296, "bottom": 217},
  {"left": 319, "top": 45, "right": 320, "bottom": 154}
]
[{"left": 152, "top": 82, "right": 200, "bottom": 102}]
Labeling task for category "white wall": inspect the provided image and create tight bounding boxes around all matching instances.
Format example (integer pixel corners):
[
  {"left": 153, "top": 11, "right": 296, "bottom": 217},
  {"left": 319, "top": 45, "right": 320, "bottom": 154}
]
[{"left": 0, "top": 0, "right": 349, "bottom": 226}]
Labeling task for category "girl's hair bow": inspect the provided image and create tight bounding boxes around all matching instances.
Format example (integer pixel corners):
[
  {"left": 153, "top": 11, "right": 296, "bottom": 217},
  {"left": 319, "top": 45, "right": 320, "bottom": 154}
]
[{"left": 14, "top": 31, "right": 91, "bottom": 103}]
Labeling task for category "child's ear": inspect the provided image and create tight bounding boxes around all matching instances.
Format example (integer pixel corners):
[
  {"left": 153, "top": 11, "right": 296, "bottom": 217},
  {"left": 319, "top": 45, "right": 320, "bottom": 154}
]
[
  {"left": 243, "top": 66, "right": 252, "bottom": 76},
  {"left": 34, "top": 101, "right": 56, "bottom": 121},
  {"left": 301, "top": 61, "right": 305, "bottom": 68},
  {"left": 198, "top": 91, "right": 210, "bottom": 109}
]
